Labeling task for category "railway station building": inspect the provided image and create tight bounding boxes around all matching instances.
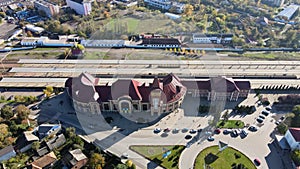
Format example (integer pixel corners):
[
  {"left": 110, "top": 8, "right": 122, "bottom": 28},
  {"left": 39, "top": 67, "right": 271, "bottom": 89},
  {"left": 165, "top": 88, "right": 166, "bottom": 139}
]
[{"left": 65, "top": 73, "right": 250, "bottom": 115}]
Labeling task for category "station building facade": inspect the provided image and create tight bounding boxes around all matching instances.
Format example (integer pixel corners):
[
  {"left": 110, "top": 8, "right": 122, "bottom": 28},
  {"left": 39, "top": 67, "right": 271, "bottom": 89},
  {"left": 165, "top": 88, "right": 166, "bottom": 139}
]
[
  {"left": 65, "top": 73, "right": 250, "bottom": 115},
  {"left": 65, "top": 73, "right": 187, "bottom": 115}
]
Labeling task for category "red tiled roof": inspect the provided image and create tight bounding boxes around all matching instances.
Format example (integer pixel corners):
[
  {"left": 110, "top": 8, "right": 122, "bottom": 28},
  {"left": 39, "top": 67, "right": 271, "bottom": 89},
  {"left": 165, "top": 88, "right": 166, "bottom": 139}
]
[
  {"left": 111, "top": 79, "right": 142, "bottom": 100},
  {"left": 152, "top": 77, "right": 162, "bottom": 90},
  {"left": 210, "top": 77, "right": 240, "bottom": 92},
  {"left": 31, "top": 152, "right": 57, "bottom": 169},
  {"left": 65, "top": 73, "right": 99, "bottom": 103},
  {"left": 289, "top": 128, "right": 300, "bottom": 142}
]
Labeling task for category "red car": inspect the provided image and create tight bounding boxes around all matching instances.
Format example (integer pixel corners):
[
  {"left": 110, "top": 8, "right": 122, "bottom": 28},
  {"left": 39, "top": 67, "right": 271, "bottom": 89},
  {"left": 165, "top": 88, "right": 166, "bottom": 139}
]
[
  {"left": 214, "top": 129, "right": 221, "bottom": 134},
  {"left": 164, "top": 128, "right": 171, "bottom": 132},
  {"left": 254, "top": 158, "right": 261, "bottom": 166}
]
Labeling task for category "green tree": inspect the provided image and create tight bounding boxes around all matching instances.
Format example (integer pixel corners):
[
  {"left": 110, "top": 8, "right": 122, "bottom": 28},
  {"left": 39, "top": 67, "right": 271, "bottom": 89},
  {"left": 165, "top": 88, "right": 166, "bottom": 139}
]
[
  {"left": 0, "top": 124, "right": 9, "bottom": 142},
  {"left": 43, "top": 86, "right": 54, "bottom": 98},
  {"left": 125, "top": 160, "right": 136, "bottom": 169},
  {"left": 277, "top": 123, "right": 288, "bottom": 134},
  {"left": 1, "top": 105, "right": 14, "bottom": 120},
  {"left": 291, "top": 149, "right": 300, "bottom": 166},
  {"left": 14, "top": 104, "right": 30, "bottom": 120},
  {"left": 115, "top": 164, "right": 128, "bottom": 169},
  {"left": 32, "top": 141, "right": 40, "bottom": 151},
  {"left": 66, "top": 127, "right": 76, "bottom": 139},
  {"left": 184, "top": 4, "right": 194, "bottom": 16},
  {"left": 88, "top": 153, "right": 106, "bottom": 168},
  {"left": 0, "top": 12, "right": 5, "bottom": 18}
]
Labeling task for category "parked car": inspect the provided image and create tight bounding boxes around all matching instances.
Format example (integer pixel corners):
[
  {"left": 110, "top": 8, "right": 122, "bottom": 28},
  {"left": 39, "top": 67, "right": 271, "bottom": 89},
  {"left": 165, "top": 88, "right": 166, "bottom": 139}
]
[
  {"left": 207, "top": 136, "right": 215, "bottom": 141},
  {"left": 280, "top": 116, "right": 285, "bottom": 120},
  {"left": 275, "top": 119, "right": 283, "bottom": 125},
  {"left": 256, "top": 118, "right": 264, "bottom": 123},
  {"left": 189, "top": 129, "right": 197, "bottom": 134},
  {"left": 254, "top": 158, "right": 261, "bottom": 166},
  {"left": 164, "top": 128, "right": 171, "bottom": 132},
  {"left": 186, "top": 142, "right": 192, "bottom": 148},
  {"left": 185, "top": 135, "right": 192, "bottom": 140},
  {"left": 241, "top": 129, "right": 248, "bottom": 137},
  {"left": 214, "top": 128, "right": 221, "bottom": 134},
  {"left": 153, "top": 128, "right": 161, "bottom": 133},
  {"left": 223, "top": 129, "right": 232, "bottom": 135},
  {"left": 248, "top": 126, "right": 258, "bottom": 132},
  {"left": 172, "top": 128, "right": 179, "bottom": 133},
  {"left": 231, "top": 130, "right": 239, "bottom": 137},
  {"left": 259, "top": 115, "right": 265, "bottom": 119},
  {"left": 266, "top": 106, "right": 272, "bottom": 111},
  {"left": 262, "top": 110, "right": 269, "bottom": 116},
  {"left": 182, "top": 128, "right": 189, "bottom": 133}
]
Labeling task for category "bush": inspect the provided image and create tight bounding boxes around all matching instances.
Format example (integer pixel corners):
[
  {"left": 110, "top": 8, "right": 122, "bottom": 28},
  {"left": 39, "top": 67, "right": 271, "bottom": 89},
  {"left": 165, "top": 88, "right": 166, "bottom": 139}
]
[
  {"left": 291, "top": 150, "right": 300, "bottom": 166},
  {"left": 234, "top": 153, "right": 241, "bottom": 159},
  {"left": 277, "top": 123, "right": 288, "bottom": 134}
]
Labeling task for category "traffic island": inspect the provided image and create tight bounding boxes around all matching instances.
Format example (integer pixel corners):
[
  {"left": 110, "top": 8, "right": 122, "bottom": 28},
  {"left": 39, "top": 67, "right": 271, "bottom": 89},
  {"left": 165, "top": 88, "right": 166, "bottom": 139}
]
[
  {"left": 130, "top": 145, "right": 185, "bottom": 169},
  {"left": 194, "top": 145, "right": 256, "bottom": 169}
]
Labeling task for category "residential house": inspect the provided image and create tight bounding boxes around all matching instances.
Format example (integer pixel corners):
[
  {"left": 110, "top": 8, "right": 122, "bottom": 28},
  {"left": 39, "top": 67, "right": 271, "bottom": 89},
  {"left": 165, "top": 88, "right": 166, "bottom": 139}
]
[
  {"left": 276, "top": 4, "right": 299, "bottom": 21},
  {"left": 37, "top": 134, "right": 66, "bottom": 157},
  {"left": 31, "top": 151, "right": 57, "bottom": 169},
  {"left": 64, "top": 149, "right": 88, "bottom": 169},
  {"left": 15, "top": 131, "right": 39, "bottom": 153},
  {"left": 35, "top": 124, "right": 62, "bottom": 140},
  {"left": 0, "top": 145, "right": 16, "bottom": 162},
  {"left": 285, "top": 127, "right": 300, "bottom": 150}
]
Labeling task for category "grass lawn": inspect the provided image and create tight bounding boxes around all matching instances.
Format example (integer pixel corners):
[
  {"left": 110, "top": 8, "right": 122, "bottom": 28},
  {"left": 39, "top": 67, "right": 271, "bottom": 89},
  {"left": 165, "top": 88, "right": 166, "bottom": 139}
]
[
  {"left": 194, "top": 146, "right": 256, "bottom": 169},
  {"left": 8, "top": 51, "right": 63, "bottom": 59},
  {"left": 216, "top": 120, "right": 245, "bottom": 128},
  {"left": 130, "top": 145, "right": 185, "bottom": 169},
  {"left": 84, "top": 51, "right": 109, "bottom": 59}
]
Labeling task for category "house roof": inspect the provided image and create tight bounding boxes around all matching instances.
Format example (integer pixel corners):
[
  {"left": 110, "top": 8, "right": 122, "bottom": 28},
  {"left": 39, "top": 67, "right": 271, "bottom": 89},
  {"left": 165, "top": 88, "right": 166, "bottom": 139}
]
[
  {"left": 24, "top": 131, "right": 39, "bottom": 142},
  {"left": 277, "top": 4, "right": 299, "bottom": 20},
  {"left": 68, "top": 73, "right": 99, "bottom": 103},
  {"left": 69, "top": 149, "right": 87, "bottom": 162},
  {"left": 31, "top": 152, "right": 57, "bottom": 168},
  {"left": 289, "top": 128, "right": 300, "bottom": 142},
  {"left": 46, "top": 134, "right": 66, "bottom": 150},
  {"left": 0, "top": 145, "right": 15, "bottom": 157},
  {"left": 37, "top": 124, "right": 61, "bottom": 139},
  {"left": 111, "top": 79, "right": 142, "bottom": 100}
]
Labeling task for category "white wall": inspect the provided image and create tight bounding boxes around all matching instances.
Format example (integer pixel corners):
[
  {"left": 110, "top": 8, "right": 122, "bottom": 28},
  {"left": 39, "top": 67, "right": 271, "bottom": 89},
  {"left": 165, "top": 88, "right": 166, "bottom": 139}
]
[{"left": 66, "top": 0, "right": 92, "bottom": 15}]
